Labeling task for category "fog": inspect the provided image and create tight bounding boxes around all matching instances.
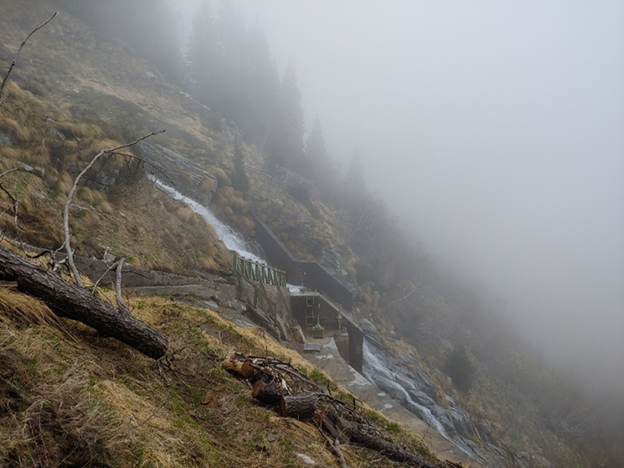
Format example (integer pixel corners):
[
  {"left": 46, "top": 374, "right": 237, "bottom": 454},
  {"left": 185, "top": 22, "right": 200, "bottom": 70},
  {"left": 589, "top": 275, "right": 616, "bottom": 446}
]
[{"left": 172, "top": 0, "right": 624, "bottom": 391}]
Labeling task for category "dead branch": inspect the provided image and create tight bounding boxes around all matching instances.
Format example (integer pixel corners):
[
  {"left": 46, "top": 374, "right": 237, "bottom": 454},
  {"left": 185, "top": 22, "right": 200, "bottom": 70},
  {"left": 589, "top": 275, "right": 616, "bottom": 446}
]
[
  {"left": 0, "top": 168, "right": 19, "bottom": 178},
  {"left": 115, "top": 257, "right": 129, "bottom": 313},
  {"left": 332, "top": 438, "right": 349, "bottom": 468},
  {"left": 0, "top": 179, "right": 25, "bottom": 251},
  {"left": 0, "top": 12, "right": 58, "bottom": 103},
  {"left": 63, "top": 130, "right": 165, "bottom": 287},
  {"left": 91, "top": 260, "right": 119, "bottom": 294}
]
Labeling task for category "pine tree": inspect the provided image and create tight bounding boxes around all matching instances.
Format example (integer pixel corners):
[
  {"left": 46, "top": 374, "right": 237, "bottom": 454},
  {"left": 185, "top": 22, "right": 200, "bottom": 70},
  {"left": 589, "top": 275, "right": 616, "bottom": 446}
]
[
  {"left": 187, "top": 1, "right": 221, "bottom": 105},
  {"left": 305, "top": 115, "right": 327, "bottom": 163},
  {"left": 344, "top": 149, "right": 367, "bottom": 203},
  {"left": 246, "top": 19, "right": 280, "bottom": 146},
  {"left": 216, "top": 0, "right": 250, "bottom": 127},
  {"left": 277, "top": 58, "right": 306, "bottom": 169},
  {"left": 232, "top": 143, "right": 250, "bottom": 195},
  {"left": 305, "top": 115, "right": 336, "bottom": 192}
]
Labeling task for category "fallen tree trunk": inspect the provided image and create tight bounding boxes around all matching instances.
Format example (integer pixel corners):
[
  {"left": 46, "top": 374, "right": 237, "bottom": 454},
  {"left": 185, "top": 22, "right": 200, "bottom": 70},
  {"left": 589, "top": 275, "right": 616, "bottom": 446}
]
[
  {"left": 347, "top": 424, "right": 432, "bottom": 467},
  {"left": 0, "top": 244, "right": 168, "bottom": 359}
]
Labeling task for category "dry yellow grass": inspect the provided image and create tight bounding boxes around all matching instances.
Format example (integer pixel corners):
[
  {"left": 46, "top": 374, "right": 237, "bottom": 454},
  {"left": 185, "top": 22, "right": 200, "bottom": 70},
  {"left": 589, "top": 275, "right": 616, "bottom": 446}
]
[
  {"left": 0, "top": 288, "right": 57, "bottom": 327},
  {"left": 0, "top": 117, "right": 31, "bottom": 143}
]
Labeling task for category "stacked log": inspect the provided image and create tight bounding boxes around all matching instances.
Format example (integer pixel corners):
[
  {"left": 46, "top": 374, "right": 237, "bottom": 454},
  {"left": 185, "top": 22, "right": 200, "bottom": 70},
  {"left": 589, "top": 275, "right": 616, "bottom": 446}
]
[{"left": 220, "top": 354, "right": 447, "bottom": 468}]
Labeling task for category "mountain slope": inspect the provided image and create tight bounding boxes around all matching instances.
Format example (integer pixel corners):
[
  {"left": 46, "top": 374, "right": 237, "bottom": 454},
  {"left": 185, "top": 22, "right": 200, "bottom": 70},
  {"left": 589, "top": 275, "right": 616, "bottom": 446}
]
[{"left": 1, "top": 1, "right": 622, "bottom": 467}]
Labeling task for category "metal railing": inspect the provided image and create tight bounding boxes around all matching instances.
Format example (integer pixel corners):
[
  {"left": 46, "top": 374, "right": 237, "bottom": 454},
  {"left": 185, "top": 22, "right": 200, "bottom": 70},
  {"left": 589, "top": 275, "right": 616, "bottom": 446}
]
[{"left": 232, "top": 253, "right": 287, "bottom": 287}]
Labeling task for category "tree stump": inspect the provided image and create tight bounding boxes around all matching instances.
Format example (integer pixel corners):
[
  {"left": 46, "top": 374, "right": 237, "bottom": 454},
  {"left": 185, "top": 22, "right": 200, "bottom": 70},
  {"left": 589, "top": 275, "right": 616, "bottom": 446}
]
[{"left": 280, "top": 392, "right": 320, "bottom": 419}]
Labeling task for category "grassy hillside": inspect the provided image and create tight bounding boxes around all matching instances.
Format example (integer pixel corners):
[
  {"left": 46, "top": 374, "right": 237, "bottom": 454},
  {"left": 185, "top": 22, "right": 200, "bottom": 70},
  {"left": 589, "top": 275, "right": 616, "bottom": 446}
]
[{"left": 0, "top": 280, "right": 442, "bottom": 467}]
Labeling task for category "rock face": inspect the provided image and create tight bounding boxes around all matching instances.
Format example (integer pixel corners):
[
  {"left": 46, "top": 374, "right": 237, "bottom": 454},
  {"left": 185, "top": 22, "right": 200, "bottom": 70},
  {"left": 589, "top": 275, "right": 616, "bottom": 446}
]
[
  {"left": 361, "top": 341, "right": 551, "bottom": 468},
  {"left": 140, "top": 142, "right": 217, "bottom": 206},
  {"left": 360, "top": 319, "right": 387, "bottom": 351}
]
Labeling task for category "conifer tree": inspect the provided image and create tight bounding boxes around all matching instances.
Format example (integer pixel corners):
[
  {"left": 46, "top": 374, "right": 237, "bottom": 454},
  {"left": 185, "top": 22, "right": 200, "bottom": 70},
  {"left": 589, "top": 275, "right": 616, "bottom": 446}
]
[
  {"left": 344, "top": 149, "right": 367, "bottom": 203},
  {"left": 247, "top": 19, "right": 280, "bottom": 146},
  {"left": 232, "top": 143, "right": 250, "bottom": 196},
  {"left": 187, "top": 1, "right": 221, "bottom": 105},
  {"left": 215, "top": 0, "right": 250, "bottom": 127},
  {"left": 305, "top": 115, "right": 327, "bottom": 163},
  {"left": 277, "top": 58, "right": 306, "bottom": 169},
  {"left": 305, "top": 115, "right": 336, "bottom": 191}
]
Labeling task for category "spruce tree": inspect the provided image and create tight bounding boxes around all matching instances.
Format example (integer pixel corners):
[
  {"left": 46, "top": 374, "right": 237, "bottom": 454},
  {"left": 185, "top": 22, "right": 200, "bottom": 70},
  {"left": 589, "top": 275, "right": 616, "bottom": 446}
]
[
  {"left": 187, "top": 1, "right": 221, "bottom": 106},
  {"left": 305, "top": 115, "right": 328, "bottom": 163},
  {"left": 232, "top": 143, "right": 250, "bottom": 195},
  {"left": 216, "top": 0, "right": 250, "bottom": 128},
  {"left": 277, "top": 59, "right": 306, "bottom": 169},
  {"left": 305, "top": 116, "right": 333, "bottom": 179},
  {"left": 246, "top": 20, "right": 280, "bottom": 145},
  {"left": 344, "top": 150, "right": 367, "bottom": 202}
]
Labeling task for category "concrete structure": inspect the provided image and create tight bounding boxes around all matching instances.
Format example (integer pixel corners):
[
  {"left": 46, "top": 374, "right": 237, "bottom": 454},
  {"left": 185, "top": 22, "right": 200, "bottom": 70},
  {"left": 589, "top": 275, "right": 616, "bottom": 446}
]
[
  {"left": 254, "top": 218, "right": 355, "bottom": 311},
  {"left": 291, "top": 291, "right": 363, "bottom": 372},
  {"left": 252, "top": 217, "right": 363, "bottom": 372}
]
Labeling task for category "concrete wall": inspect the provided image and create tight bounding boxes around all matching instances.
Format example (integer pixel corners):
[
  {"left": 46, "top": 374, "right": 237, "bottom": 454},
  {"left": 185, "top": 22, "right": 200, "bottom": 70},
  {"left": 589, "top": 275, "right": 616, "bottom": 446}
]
[
  {"left": 291, "top": 293, "right": 363, "bottom": 372},
  {"left": 254, "top": 218, "right": 354, "bottom": 311}
]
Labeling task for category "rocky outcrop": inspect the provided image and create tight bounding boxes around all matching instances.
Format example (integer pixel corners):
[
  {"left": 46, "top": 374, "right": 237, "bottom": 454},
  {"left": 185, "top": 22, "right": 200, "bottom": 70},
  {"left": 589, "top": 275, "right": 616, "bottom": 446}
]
[
  {"left": 140, "top": 142, "right": 217, "bottom": 206},
  {"left": 362, "top": 341, "right": 550, "bottom": 468},
  {"left": 360, "top": 319, "right": 387, "bottom": 351}
]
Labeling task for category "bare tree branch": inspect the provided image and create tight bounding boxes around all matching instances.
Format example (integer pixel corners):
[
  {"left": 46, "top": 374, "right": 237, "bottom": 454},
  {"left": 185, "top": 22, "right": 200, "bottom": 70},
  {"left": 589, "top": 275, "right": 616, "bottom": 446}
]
[
  {"left": 115, "top": 257, "right": 129, "bottom": 313},
  {"left": 0, "top": 12, "right": 58, "bottom": 103},
  {"left": 0, "top": 168, "right": 19, "bottom": 178},
  {"left": 63, "top": 131, "right": 165, "bottom": 287},
  {"left": 91, "top": 260, "right": 119, "bottom": 295}
]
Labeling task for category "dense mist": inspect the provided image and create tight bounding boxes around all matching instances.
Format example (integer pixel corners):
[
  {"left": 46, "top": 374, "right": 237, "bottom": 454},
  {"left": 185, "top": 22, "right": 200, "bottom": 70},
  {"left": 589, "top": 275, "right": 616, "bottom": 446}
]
[{"left": 171, "top": 0, "right": 624, "bottom": 391}]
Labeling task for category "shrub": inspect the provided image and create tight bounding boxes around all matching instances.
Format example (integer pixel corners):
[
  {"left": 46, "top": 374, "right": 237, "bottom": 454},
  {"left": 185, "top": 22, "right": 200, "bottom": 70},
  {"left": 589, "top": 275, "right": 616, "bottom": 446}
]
[{"left": 444, "top": 346, "right": 476, "bottom": 393}]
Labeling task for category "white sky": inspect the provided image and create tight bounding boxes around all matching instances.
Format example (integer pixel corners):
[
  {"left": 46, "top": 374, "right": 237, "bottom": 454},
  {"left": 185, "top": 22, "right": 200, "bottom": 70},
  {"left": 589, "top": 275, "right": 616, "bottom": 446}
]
[{"left": 171, "top": 0, "right": 624, "bottom": 390}]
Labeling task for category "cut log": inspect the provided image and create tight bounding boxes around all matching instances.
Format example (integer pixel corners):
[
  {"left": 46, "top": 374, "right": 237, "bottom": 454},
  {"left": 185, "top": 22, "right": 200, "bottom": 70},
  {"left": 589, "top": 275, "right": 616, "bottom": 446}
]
[
  {"left": 0, "top": 244, "right": 168, "bottom": 359},
  {"left": 280, "top": 392, "right": 320, "bottom": 419},
  {"left": 347, "top": 424, "right": 434, "bottom": 467},
  {"left": 222, "top": 357, "right": 258, "bottom": 379},
  {"left": 252, "top": 379, "right": 286, "bottom": 405}
]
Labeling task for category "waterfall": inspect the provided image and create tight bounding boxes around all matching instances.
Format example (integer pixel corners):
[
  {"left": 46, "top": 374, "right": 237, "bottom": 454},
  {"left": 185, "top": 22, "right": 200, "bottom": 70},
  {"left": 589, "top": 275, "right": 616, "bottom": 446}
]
[{"left": 151, "top": 178, "right": 265, "bottom": 264}]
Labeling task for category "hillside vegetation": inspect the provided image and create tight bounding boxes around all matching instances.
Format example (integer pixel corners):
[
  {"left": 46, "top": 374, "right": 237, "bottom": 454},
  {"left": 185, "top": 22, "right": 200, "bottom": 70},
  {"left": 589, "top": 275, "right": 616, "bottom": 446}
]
[{"left": 1, "top": 1, "right": 623, "bottom": 467}]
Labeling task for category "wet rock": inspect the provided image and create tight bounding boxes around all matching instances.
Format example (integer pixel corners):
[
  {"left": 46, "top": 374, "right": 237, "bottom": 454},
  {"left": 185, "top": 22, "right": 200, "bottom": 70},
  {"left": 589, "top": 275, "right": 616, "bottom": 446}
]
[
  {"left": 140, "top": 142, "right": 217, "bottom": 207},
  {"left": 361, "top": 319, "right": 386, "bottom": 351},
  {"left": 48, "top": 127, "right": 66, "bottom": 140},
  {"left": 225, "top": 299, "right": 246, "bottom": 314},
  {"left": 476, "top": 423, "right": 495, "bottom": 445},
  {"left": 0, "top": 130, "right": 14, "bottom": 147},
  {"left": 196, "top": 300, "right": 219, "bottom": 311}
]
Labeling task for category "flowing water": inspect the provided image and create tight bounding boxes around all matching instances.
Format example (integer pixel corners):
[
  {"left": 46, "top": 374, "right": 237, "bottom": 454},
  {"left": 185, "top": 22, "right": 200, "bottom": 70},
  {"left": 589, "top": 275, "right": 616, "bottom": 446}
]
[{"left": 152, "top": 178, "right": 265, "bottom": 264}]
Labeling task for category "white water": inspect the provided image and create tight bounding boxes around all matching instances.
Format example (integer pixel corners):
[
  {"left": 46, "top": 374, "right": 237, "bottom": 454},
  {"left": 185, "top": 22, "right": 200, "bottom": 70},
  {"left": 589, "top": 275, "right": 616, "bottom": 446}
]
[
  {"left": 362, "top": 341, "right": 450, "bottom": 438},
  {"left": 152, "top": 178, "right": 265, "bottom": 264}
]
